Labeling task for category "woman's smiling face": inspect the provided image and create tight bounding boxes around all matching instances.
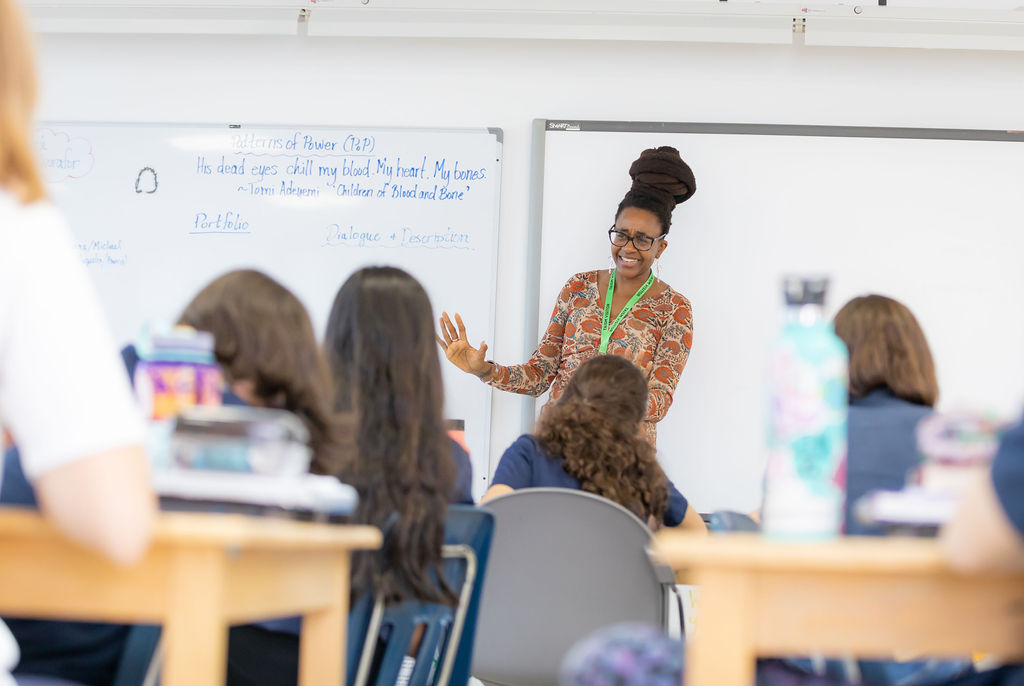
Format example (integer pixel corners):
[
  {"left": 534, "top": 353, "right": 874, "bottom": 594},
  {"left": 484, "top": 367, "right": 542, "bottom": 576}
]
[{"left": 610, "top": 207, "right": 668, "bottom": 280}]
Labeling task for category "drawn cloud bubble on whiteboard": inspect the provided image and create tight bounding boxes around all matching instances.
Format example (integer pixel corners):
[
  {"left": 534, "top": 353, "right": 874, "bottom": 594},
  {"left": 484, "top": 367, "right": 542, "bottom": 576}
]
[{"left": 37, "top": 128, "right": 95, "bottom": 183}]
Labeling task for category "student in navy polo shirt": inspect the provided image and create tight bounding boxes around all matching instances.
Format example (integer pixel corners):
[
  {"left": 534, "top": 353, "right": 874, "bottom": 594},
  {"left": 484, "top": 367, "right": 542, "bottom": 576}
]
[
  {"left": 781, "top": 294, "right": 972, "bottom": 685},
  {"left": 484, "top": 354, "right": 704, "bottom": 532},
  {"left": 833, "top": 294, "right": 940, "bottom": 536}
]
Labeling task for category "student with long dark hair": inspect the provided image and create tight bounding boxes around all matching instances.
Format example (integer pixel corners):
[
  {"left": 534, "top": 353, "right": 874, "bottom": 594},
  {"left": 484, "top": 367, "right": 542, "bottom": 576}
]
[
  {"left": 484, "top": 355, "right": 704, "bottom": 532},
  {"left": 226, "top": 267, "right": 470, "bottom": 686},
  {"left": 325, "top": 265, "right": 469, "bottom": 602}
]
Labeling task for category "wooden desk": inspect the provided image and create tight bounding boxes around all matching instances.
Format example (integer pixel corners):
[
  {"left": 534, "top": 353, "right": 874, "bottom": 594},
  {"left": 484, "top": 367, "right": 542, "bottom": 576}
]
[
  {"left": 654, "top": 532, "right": 1024, "bottom": 686},
  {"left": 0, "top": 510, "right": 381, "bottom": 686}
]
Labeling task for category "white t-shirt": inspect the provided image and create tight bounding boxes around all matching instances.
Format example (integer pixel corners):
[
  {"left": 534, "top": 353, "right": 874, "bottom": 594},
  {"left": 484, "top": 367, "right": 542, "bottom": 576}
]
[{"left": 0, "top": 189, "right": 145, "bottom": 680}]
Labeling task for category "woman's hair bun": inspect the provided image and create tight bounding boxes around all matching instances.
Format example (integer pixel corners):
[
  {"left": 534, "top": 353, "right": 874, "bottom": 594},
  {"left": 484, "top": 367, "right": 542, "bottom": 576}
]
[{"left": 628, "top": 146, "right": 696, "bottom": 205}]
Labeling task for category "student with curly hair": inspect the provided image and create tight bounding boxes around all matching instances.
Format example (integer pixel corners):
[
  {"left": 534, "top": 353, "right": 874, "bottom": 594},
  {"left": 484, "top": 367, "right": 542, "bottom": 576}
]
[
  {"left": 484, "top": 355, "right": 704, "bottom": 531},
  {"left": 438, "top": 146, "right": 696, "bottom": 448}
]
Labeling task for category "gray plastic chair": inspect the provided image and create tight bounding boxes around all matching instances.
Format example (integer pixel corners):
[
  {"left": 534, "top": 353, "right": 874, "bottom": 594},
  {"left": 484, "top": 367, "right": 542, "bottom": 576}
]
[{"left": 472, "top": 488, "right": 673, "bottom": 686}]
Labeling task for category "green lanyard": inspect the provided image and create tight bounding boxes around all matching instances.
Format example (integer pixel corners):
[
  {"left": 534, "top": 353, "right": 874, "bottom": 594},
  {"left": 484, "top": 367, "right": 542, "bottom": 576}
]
[{"left": 600, "top": 269, "right": 655, "bottom": 354}]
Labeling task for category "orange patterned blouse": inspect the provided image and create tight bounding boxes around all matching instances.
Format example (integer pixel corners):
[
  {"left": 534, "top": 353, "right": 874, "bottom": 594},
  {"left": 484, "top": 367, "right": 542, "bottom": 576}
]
[{"left": 488, "top": 270, "right": 693, "bottom": 446}]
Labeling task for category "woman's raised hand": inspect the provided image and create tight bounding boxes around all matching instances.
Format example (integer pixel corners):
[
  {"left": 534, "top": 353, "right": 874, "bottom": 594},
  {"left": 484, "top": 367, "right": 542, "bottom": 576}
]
[{"left": 436, "top": 312, "right": 492, "bottom": 378}]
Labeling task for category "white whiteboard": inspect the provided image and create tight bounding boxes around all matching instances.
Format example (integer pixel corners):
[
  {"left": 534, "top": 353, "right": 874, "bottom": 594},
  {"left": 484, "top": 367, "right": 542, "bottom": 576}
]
[
  {"left": 534, "top": 120, "right": 1024, "bottom": 513},
  {"left": 38, "top": 121, "right": 502, "bottom": 499}
]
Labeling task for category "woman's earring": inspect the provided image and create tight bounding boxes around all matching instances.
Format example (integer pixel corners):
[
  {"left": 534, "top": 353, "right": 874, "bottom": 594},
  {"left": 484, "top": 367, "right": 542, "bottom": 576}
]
[
  {"left": 609, "top": 256, "right": 615, "bottom": 274},
  {"left": 655, "top": 258, "right": 662, "bottom": 280}
]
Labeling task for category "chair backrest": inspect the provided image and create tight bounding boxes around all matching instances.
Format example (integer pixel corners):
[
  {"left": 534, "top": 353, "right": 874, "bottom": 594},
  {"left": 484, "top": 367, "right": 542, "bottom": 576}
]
[
  {"left": 473, "top": 488, "right": 664, "bottom": 686},
  {"left": 111, "top": 625, "right": 162, "bottom": 686},
  {"left": 347, "top": 505, "right": 494, "bottom": 686}
]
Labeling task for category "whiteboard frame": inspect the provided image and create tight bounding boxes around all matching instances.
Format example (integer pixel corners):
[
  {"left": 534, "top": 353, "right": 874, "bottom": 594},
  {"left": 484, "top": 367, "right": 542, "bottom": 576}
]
[
  {"left": 528, "top": 118, "right": 1024, "bottom": 490},
  {"left": 42, "top": 119, "right": 503, "bottom": 496}
]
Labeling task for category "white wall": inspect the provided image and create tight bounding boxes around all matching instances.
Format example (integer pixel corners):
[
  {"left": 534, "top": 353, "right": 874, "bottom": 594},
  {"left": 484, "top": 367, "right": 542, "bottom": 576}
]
[{"left": 33, "top": 30, "right": 1024, "bottom": 507}]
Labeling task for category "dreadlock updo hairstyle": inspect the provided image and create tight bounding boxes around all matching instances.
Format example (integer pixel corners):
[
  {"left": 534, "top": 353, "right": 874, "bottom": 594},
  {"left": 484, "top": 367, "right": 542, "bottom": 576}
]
[
  {"left": 615, "top": 146, "right": 696, "bottom": 236},
  {"left": 178, "top": 269, "right": 342, "bottom": 476},
  {"left": 324, "top": 266, "right": 455, "bottom": 604},
  {"left": 536, "top": 355, "right": 669, "bottom": 524}
]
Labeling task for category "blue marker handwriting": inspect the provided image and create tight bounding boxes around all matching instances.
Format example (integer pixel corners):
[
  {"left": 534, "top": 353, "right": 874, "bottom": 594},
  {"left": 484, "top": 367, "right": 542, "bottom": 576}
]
[
  {"left": 76, "top": 239, "right": 127, "bottom": 267},
  {"left": 191, "top": 211, "right": 251, "bottom": 234},
  {"left": 323, "top": 224, "right": 471, "bottom": 250}
]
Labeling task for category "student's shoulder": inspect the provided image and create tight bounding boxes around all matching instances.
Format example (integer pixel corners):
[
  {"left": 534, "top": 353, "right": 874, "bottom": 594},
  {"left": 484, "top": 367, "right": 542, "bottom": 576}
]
[
  {"left": 504, "top": 433, "right": 544, "bottom": 459},
  {"left": 0, "top": 194, "right": 70, "bottom": 247},
  {"left": 493, "top": 434, "right": 545, "bottom": 487},
  {"left": 0, "top": 196, "right": 81, "bottom": 295}
]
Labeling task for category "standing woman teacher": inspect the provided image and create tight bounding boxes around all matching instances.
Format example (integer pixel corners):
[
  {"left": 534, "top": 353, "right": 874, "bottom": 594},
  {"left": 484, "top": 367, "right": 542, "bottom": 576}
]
[{"left": 438, "top": 146, "right": 695, "bottom": 446}]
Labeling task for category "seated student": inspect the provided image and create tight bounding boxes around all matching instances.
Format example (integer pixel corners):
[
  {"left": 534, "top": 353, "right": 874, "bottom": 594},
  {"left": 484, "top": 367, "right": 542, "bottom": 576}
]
[
  {"left": 766, "top": 418, "right": 1024, "bottom": 686},
  {"left": 3, "top": 269, "right": 344, "bottom": 684},
  {"left": 937, "top": 419, "right": 1024, "bottom": 686},
  {"left": 833, "top": 294, "right": 939, "bottom": 536},
  {"left": 184, "top": 268, "right": 472, "bottom": 501},
  {"left": 226, "top": 266, "right": 471, "bottom": 686},
  {"left": 768, "top": 295, "right": 969, "bottom": 686},
  {"left": 176, "top": 269, "right": 343, "bottom": 475},
  {"left": 0, "top": 1, "right": 156, "bottom": 683},
  {"left": 483, "top": 354, "right": 705, "bottom": 532}
]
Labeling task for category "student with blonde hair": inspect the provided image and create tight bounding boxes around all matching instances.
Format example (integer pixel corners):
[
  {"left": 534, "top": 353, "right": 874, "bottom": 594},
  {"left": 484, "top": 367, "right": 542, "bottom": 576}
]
[{"left": 0, "top": 0, "right": 156, "bottom": 683}]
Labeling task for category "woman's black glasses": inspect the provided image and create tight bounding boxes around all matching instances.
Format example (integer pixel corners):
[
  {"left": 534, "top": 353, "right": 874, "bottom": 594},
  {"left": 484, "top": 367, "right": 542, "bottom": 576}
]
[{"left": 608, "top": 227, "right": 662, "bottom": 252}]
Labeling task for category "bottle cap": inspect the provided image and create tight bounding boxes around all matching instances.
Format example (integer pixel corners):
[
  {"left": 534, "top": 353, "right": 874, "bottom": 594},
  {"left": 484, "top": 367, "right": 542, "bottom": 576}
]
[{"left": 783, "top": 276, "right": 829, "bottom": 307}]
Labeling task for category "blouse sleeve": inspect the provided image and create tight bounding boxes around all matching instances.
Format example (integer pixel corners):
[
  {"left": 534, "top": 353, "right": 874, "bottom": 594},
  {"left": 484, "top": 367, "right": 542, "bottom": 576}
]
[
  {"left": 646, "top": 295, "right": 693, "bottom": 423},
  {"left": 487, "top": 276, "right": 576, "bottom": 397}
]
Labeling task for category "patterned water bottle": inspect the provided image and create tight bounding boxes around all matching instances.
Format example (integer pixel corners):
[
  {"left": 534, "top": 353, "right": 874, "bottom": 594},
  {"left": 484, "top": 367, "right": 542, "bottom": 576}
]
[{"left": 762, "top": 277, "right": 848, "bottom": 538}]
